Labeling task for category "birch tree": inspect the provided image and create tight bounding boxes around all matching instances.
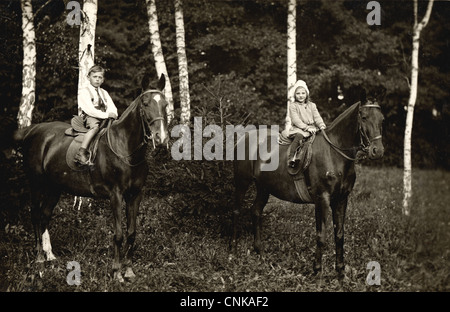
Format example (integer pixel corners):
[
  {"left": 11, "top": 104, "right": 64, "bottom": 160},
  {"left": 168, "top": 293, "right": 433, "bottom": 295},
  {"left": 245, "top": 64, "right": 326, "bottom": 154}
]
[
  {"left": 286, "top": 0, "right": 297, "bottom": 131},
  {"left": 175, "top": 0, "right": 190, "bottom": 125},
  {"left": 403, "top": 0, "right": 434, "bottom": 216},
  {"left": 77, "top": 0, "right": 98, "bottom": 115},
  {"left": 145, "top": 0, "right": 174, "bottom": 123},
  {"left": 18, "top": 0, "right": 36, "bottom": 129}
]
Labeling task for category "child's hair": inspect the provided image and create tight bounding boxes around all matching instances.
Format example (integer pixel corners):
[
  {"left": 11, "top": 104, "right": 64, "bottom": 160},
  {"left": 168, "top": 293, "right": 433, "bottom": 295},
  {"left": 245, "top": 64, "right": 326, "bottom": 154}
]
[{"left": 88, "top": 65, "right": 105, "bottom": 76}]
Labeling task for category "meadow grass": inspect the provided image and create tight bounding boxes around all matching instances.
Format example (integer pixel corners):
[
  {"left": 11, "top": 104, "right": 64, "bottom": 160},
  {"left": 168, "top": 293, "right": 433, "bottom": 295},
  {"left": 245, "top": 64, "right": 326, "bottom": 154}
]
[{"left": 0, "top": 166, "right": 449, "bottom": 292}]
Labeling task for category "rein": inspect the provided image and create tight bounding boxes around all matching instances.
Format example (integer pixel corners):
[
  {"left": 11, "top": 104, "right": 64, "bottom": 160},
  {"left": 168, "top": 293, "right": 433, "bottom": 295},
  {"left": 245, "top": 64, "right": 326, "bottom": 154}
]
[
  {"left": 106, "top": 89, "right": 165, "bottom": 166},
  {"left": 322, "top": 103, "right": 382, "bottom": 161}
]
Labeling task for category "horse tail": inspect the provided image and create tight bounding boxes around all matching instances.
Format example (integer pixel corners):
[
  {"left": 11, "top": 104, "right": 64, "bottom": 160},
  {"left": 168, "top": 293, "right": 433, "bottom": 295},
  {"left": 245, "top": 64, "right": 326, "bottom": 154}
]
[
  {"left": 13, "top": 124, "right": 37, "bottom": 142},
  {"left": 0, "top": 117, "right": 18, "bottom": 157}
]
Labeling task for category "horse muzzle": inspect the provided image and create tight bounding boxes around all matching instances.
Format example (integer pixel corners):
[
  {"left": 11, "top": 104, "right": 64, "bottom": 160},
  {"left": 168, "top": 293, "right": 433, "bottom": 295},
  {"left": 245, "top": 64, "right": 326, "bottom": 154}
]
[
  {"left": 150, "top": 126, "right": 169, "bottom": 149},
  {"left": 153, "top": 130, "right": 169, "bottom": 147},
  {"left": 368, "top": 141, "right": 384, "bottom": 160}
]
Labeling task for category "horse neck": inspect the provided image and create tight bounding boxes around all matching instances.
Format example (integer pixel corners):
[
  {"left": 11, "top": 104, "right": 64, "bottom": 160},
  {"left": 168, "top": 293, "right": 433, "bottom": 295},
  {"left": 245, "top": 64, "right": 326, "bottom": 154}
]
[
  {"left": 110, "top": 101, "right": 145, "bottom": 153},
  {"left": 326, "top": 103, "right": 360, "bottom": 150}
]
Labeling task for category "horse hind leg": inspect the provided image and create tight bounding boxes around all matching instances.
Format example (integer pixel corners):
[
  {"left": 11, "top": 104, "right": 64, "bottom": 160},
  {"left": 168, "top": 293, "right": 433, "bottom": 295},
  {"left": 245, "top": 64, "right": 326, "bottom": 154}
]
[
  {"left": 30, "top": 185, "right": 60, "bottom": 263},
  {"left": 230, "top": 175, "right": 252, "bottom": 253},
  {"left": 30, "top": 188, "right": 45, "bottom": 263},
  {"left": 251, "top": 185, "right": 269, "bottom": 254}
]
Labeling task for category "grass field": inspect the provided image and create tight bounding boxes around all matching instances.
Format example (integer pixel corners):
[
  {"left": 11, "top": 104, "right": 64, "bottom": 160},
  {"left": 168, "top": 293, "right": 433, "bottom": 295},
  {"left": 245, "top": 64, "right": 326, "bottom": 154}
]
[{"left": 0, "top": 166, "right": 449, "bottom": 292}]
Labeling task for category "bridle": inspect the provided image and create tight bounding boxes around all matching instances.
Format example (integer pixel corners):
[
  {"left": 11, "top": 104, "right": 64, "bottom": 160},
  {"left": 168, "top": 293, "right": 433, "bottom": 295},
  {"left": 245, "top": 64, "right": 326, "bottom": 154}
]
[
  {"left": 106, "top": 89, "right": 166, "bottom": 166},
  {"left": 322, "top": 102, "right": 382, "bottom": 161},
  {"left": 358, "top": 103, "right": 382, "bottom": 153}
]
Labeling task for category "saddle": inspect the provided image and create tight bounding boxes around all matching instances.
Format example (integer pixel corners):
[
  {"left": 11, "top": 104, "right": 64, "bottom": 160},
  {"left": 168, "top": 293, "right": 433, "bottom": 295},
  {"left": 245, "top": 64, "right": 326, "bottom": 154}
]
[
  {"left": 64, "top": 116, "right": 107, "bottom": 171},
  {"left": 278, "top": 131, "right": 316, "bottom": 203}
]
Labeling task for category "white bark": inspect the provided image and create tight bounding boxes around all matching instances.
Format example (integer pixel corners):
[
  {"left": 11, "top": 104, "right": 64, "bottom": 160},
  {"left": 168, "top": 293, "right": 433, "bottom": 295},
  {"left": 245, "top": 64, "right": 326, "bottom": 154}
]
[
  {"left": 403, "top": 0, "right": 434, "bottom": 216},
  {"left": 18, "top": 0, "right": 36, "bottom": 129},
  {"left": 77, "top": 0, "right": 98, "bottom": 115},
  {"left": 286, "top": 0, "right": 297, "bottom": 131},
  {"left": 175, "top": 0, "right": 190, "bottom": 125},
  {"left": 146, "top": 0, "right": 174, "bottom": 123}
]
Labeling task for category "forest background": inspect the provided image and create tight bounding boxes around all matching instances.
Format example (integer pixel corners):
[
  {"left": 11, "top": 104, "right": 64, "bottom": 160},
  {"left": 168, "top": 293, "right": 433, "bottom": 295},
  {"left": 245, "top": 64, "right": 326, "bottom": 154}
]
[
  {"left": 1, "top": 0, "right": 449, "bottom": 169},
  {"left": 1, "top": 0, "right": 450, "bottom": 292}
]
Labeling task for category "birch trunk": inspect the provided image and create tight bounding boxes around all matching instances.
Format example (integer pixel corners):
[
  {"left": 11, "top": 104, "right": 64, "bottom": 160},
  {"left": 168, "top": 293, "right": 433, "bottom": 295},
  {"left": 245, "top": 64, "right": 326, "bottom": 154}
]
[
  {"left": 18, "top": 0, "right": 36, "bottom": 129},
  {"left": 175, "top": 0, "right": 190, "bottom": 125},
  {"left": 77, "top": 0, "right": 98, "bottom": 115},
  {"left": 403, "top": 0, "right": 434, "bottom": 216},
  {"left": 146, "top": 0, "right": 174, "bottom": 123},
  {"left": 286, "top": 0, "right": 297, "bottom": 131}
]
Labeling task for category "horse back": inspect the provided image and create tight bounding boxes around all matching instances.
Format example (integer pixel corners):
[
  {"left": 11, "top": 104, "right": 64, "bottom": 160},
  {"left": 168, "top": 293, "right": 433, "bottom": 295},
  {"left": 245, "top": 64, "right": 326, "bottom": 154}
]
[{"left": 15, "top": 122, "right": 73, "bottom": 173}]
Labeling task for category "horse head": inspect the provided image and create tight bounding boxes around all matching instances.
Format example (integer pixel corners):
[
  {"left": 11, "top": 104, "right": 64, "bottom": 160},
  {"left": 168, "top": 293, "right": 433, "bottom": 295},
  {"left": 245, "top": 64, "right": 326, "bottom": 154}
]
[
  {"left": 358, "top": 89, "right": 385, "bottom": 160},
  {"left": 139, "top": 74, "right": 169, "bottom": 148}
]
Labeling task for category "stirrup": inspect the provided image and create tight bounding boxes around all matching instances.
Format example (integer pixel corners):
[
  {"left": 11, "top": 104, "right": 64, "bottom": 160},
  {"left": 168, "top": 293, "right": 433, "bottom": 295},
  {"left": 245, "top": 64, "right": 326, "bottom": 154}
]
[{"left": 74, "top": 150, "right": 90, "bottom": 165}]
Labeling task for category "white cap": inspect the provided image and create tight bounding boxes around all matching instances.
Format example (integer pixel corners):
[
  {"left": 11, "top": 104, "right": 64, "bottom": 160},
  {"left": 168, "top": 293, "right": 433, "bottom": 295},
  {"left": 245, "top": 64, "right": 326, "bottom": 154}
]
[{"left": 289, "top": 80, "right": 309, "bottom": 101}]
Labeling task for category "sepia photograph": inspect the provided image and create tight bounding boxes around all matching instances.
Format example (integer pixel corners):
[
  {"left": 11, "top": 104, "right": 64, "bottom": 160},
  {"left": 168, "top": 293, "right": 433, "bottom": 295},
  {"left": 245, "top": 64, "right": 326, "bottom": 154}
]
[{"left": 0, "top": 0, "right": 449, "bottom": 300}]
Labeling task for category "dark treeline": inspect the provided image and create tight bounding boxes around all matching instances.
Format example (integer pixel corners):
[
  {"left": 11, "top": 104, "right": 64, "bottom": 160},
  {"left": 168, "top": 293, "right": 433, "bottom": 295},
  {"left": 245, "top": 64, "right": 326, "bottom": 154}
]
[{"left": 1, "top": 0, "right": 449, "bottom": 169}]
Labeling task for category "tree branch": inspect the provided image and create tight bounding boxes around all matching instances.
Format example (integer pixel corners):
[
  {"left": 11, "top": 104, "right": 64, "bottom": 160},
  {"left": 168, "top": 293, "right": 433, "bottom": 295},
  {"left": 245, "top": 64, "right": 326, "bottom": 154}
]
[{"left": 418, "top": 0, "right": 434, "bottom": 30}]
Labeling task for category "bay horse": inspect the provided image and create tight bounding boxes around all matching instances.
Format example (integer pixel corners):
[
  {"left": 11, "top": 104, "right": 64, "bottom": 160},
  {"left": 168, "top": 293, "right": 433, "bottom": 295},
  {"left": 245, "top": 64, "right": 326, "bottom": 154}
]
[
  {"left": 14, "top": 74, "right": 169, "bottom": 281},
  {"left": 232, "top": 92, "right": 384, "bottom": 279}
]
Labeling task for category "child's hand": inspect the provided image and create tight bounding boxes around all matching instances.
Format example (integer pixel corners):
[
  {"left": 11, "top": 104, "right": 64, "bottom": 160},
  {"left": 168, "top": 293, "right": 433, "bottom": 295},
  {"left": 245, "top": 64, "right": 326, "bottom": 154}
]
[{"left": 307, "top": 126, "right": 317, "bottom": 134}]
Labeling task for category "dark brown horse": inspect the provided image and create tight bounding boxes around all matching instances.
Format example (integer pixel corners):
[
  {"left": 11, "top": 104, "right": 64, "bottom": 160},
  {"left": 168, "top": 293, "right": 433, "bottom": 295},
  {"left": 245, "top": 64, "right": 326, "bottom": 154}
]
[
  {"left": 14, "top": 75, "right": 169, "bottom": 281},
  {"left": 232, "top": 92, "right": 384, "bottom": 279}
]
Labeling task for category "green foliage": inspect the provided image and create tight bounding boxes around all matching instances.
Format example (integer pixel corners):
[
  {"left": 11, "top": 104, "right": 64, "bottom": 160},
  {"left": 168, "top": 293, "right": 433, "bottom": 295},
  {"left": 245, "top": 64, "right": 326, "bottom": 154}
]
[
  {"left": 1, "top": 0, "right": 449, "bottom": 168},
  {"left": 1, "top": 167, "right": 449, "bottom": 291},
  {"left": 1, "top": 0, "right": 449, "bottom": 293}
]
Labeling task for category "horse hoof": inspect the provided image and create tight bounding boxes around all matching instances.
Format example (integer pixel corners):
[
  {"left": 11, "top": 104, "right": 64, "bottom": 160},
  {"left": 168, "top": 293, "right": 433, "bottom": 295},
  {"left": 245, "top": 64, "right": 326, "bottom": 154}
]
[
  {"left": 114, "top": 271, "right": 125, "bottom": 283},
  {"left": 36, "top": 252, "right": 46, "bottom": 263},
  {"left": 336, "top": 269, "right": 346, "bottom": 281},
  {"left": 313, "top": 264, "right": 322, "bottom": 275},
  {"left": 335, "top": 264, "right": 345, "bottom": 279},
  {"left": 46, "top": 253, "right": 57, "bottom": 261},
  {"left": 124, "top": 268, "right": 136, "bottom": 281}
]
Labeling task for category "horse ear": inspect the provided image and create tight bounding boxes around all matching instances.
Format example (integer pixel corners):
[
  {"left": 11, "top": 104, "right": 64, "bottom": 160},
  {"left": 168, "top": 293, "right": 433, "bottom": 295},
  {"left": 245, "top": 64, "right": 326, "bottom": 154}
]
[
  {"left": 359, "top": 88, "right": 367, "bottom": 104},
  {"left": 157, "top": 74, "right": 166, "bottom": 91},
  {"left": 376, "top": 86, "right": 387, "bottom": 102},
  {"left": 141, "top": 73, "right": 152, "bottom": 91}
]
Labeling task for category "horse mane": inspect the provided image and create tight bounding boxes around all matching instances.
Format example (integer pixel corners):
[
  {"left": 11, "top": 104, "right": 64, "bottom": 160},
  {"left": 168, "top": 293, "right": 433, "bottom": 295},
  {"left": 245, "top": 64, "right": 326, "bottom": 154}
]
[
  {"left": 117, "top": 97, "right": 140, "bottom": 122},
  {"left": 326, "top": 102, "right": 360, "bottom": 132}
]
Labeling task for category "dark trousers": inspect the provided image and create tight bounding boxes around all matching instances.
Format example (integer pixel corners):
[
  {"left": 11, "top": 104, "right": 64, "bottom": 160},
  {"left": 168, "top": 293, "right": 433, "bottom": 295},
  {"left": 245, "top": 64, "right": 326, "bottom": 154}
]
[{"left": 289, "top": 133, "right": 304, "bottom": 161}]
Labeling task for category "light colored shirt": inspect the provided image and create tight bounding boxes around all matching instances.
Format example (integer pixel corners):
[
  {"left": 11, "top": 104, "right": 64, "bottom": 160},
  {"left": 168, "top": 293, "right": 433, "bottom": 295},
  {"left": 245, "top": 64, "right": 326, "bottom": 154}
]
[
  {"left": 288, "top": 101, "right": 326, "bottom": 137},
  {"left": 77, "top": 84, "right": 118, "bottom": 119}
]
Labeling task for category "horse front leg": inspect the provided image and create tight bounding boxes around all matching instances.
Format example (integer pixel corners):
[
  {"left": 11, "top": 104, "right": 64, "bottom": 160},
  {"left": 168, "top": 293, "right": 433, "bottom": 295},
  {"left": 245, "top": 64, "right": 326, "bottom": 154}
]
[
  {"left": 331, "top": 195, "right": 348, "bottom": 279},
  {"left": 313, "top": 192, "right": 330, "bottom": 274},
  {"left": 110, "top": 192, "right": 124, "bottom": 282},
  {"left": 123, "top": 190, "right": 143, "bottom": 281}
]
